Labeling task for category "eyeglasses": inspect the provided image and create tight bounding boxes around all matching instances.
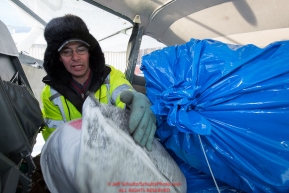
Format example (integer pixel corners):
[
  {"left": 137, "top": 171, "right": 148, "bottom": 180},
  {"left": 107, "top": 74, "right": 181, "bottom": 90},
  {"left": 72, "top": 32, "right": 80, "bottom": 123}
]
[{"left": 59, "top": 46, "right": 89, "bottom": 57}]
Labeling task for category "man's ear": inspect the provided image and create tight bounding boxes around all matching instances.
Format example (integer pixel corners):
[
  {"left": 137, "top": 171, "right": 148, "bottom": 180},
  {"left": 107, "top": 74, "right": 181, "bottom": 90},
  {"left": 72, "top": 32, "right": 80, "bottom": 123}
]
[{"left": 59, "top": 57, "right": 62, "bottom": 62}]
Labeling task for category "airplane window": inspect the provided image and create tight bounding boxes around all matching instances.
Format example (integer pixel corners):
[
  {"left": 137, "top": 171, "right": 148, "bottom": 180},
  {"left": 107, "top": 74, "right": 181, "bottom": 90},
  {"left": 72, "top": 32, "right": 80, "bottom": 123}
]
[{"left": 135, "top": 35, "right": 165, "bottom": 77}]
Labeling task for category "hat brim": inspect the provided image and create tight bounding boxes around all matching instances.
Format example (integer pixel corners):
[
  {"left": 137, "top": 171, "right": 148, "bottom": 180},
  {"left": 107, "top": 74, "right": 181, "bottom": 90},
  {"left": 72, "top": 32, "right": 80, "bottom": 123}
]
[{"left": 57, "top": 38, "right": 90, "bottom": 52}]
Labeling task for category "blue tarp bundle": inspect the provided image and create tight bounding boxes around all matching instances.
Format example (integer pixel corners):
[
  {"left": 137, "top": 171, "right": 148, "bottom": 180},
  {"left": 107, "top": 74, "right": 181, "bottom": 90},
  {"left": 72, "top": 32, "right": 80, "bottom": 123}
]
[{"left": 141, "top": 38, "right": 289, "bottom": 193}]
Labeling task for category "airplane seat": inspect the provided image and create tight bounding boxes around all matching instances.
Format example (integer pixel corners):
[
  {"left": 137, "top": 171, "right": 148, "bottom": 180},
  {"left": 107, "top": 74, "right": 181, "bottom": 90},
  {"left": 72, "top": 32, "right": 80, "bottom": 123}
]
[
  {"left": 0, "top": 20, "right": 45, "bottom": 193},
  {"left": 131, "top": 74, "right": 146, "bottom": 94}
]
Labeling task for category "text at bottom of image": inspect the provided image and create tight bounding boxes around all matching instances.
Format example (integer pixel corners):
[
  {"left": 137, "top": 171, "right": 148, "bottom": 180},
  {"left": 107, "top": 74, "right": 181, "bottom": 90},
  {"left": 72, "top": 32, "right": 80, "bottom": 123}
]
[{"left": 107, "top": 182, "right": 182, "bottom": 192}]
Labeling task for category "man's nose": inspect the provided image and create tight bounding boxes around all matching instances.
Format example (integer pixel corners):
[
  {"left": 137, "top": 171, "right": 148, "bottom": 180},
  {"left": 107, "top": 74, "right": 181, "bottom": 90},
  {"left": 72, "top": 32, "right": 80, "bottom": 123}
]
[{"left": 71, "top": 50, "right": 80, "bottom": 60}]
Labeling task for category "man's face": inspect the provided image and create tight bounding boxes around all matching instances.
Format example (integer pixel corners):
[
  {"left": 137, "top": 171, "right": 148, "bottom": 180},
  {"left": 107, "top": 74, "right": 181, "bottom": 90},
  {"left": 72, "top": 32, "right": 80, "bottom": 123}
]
[{"left": 59, "top": 41, "right": 90, "bottom": 83}]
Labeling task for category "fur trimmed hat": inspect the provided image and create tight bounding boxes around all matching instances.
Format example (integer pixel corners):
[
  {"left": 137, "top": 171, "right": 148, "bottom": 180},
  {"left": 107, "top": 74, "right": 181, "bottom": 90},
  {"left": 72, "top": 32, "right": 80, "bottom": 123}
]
[{"left": 43, "top": 14, "right": 105, "bottom": 83}]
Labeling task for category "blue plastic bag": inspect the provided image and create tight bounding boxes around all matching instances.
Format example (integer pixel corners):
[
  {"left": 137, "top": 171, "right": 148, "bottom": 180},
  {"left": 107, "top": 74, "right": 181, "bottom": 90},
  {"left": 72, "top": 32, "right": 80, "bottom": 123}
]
[
  {"left": 169, "top": 149, "right": 244, "bottom": 193},
  {"left": 141, "top": 38, "right": 289, "bottom": 193}
]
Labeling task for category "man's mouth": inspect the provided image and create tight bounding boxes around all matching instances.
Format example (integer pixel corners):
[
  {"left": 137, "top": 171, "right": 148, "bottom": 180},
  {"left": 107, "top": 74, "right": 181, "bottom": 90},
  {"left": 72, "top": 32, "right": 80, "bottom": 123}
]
[{"left": 72, "top": 64, "right": 83, "bottom": 70}]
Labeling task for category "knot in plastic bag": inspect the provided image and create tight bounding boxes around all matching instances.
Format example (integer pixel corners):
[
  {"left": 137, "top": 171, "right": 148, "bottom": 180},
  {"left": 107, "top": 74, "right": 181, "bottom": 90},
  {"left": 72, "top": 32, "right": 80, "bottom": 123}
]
[{"left": 153, "top": 86, "right": 211, "bottom": 135}]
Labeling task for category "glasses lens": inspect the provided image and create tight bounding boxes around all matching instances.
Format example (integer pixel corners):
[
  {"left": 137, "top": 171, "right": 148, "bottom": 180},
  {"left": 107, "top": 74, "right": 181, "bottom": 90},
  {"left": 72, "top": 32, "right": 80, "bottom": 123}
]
[
  {"left": 60, "top": 48, "right": 72, "bottom": 56},
  {"left": 77, "top": 46, "right": 88, "bottom": 55}
]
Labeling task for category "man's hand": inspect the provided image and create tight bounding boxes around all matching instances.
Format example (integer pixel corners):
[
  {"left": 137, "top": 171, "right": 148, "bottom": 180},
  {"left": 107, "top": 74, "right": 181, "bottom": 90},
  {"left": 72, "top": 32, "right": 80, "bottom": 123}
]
[{"left": 120, "top": 90, "right": 156, "bottom": 151}]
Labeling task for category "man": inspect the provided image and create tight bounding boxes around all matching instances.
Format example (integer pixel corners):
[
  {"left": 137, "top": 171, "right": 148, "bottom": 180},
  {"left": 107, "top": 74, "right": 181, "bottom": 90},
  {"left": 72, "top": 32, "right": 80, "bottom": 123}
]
[{"left": 41, "top": 14, "right": 156, "bottom": 151}]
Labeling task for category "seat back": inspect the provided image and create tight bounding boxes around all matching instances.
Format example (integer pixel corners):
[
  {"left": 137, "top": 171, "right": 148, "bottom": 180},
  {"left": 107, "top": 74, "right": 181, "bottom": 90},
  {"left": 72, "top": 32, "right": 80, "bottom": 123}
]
[{"left": 0, "top": 20, "right": 45, "bottom": 193}]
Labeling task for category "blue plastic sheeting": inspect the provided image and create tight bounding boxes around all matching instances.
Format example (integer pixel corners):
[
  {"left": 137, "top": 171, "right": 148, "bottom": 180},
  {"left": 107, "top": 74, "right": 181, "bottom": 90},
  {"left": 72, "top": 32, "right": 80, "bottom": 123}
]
[
  {"left": 169, "top": 149, "right": 244, "bottom": 193},
  {"left": 141, "top": 39, "right": 289, "bottom": 193}
]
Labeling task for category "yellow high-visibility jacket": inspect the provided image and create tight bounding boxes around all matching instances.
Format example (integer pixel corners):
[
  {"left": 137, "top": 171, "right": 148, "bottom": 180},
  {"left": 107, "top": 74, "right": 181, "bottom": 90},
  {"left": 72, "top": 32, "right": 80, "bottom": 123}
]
[{"left": 41, "top": 65, "right": 133, "bottom": 141}]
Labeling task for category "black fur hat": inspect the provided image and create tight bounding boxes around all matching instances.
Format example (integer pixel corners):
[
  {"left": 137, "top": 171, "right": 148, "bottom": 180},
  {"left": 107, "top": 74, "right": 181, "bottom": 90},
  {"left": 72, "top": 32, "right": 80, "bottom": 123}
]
[{"left": 43, "top": 14, "right": 105, "bottom": 83}]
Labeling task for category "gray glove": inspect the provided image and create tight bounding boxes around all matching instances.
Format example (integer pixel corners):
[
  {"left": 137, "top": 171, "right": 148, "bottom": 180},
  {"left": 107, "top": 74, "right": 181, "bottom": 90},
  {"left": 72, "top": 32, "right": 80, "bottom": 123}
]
[{"left": 120, "top": 90, "right": 156, "bottom": 151}]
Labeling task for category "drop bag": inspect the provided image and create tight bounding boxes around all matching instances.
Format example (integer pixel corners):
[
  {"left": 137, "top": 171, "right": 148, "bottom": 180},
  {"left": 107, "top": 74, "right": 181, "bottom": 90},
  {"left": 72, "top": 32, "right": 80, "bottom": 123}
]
[{"left": 141, "top": 38, "right": 289, "bottom": 192}]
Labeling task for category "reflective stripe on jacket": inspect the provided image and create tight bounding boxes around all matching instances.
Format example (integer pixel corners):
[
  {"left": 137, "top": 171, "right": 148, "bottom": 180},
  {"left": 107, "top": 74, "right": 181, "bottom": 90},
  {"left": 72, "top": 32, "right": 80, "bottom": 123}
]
[{"left": 41, "top": 66, "right": 133, "bottom": 141}]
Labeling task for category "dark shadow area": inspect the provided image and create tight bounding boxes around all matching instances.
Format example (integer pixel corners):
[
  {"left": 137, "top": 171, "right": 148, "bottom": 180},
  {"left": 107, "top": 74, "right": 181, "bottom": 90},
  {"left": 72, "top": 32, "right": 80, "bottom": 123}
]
[{"left": 232, "top": 0, "right": 257, "bottom": 26}]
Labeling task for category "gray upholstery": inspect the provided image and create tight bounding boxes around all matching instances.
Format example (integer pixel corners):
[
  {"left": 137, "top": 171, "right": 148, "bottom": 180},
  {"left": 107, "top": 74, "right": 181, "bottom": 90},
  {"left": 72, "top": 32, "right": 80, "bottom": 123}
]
[{"left": 0, "top": 20, "right": 18, "bottom": 57}]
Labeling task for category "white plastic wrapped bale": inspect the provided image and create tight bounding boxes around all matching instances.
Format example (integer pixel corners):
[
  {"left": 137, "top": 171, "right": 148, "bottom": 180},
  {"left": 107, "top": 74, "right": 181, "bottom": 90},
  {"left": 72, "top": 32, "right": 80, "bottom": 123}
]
[{"left": 40, "top": 95, "right": 187, "bottom": 193}]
